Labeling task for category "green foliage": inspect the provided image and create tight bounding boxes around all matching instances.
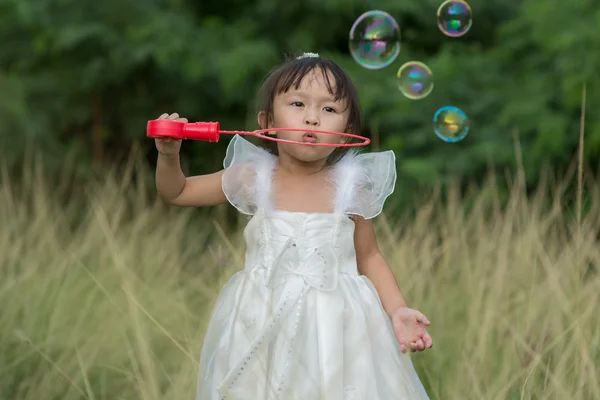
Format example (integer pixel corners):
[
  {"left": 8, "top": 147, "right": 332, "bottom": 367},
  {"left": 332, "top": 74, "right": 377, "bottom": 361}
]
[{"left": 1, "top": 0, "right": 599, "bottom": 203}]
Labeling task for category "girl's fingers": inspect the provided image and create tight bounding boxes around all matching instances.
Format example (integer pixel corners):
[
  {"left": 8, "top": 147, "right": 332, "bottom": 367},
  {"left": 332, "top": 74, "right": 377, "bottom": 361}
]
[
  {"left": 423, "top": 333, "right": 433, "bottom": 349},
  {"left": 415, "top": 311, "right": 431, "bottom": 326}
]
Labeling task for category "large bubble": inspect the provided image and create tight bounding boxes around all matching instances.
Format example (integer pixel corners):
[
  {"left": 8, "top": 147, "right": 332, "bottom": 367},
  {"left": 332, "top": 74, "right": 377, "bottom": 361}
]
[
  {"left": 397, "top": 61, "right": 434, "bottom": 100},
  {"left": 433, "top": 106, "right": 470, "bottom": 142},
  {"left": 437, "top": 0, "right": 472, "bottom": 38},
  {"left": 349, "top": 10, "right": 401, "bottom": 70}
]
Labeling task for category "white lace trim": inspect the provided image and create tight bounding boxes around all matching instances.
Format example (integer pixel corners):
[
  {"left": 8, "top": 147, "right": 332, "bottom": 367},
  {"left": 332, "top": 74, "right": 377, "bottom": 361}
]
[
  {"left": 221, "top": 135, "right": 276, "bottom": 215},
  {"left": 329, "top": 149, "right": 396, "bottom": 219}
]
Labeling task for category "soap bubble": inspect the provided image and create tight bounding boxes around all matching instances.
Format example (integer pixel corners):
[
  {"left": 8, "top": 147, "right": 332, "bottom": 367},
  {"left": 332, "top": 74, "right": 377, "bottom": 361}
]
[
  {"left": 433, "top": 106, "right": 470, "bottom": 142},
  {"left": 397, "top": 61, "right": 434, "bottom": 100},
  {"left": 437, "top": 0, "right": 472, "bottom": 37},
  {"left": 349, "top": 10, "right": 401, "bottom": 70}
]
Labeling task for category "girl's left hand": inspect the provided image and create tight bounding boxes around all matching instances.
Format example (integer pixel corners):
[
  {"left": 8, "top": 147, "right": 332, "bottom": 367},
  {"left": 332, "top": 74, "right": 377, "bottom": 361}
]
[{"left": 390, "top": 307, "right": 433, "bottom": 354}]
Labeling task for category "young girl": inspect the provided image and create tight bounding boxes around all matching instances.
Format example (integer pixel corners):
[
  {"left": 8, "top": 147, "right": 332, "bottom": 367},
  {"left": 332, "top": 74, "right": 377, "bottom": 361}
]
[{"left": 154, "top": 53, "right": 432, "bottom": 400}]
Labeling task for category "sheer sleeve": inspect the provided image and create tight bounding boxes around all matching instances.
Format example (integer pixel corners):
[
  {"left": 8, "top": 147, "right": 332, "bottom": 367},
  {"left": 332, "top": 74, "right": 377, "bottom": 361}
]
[
  {"left": 332, "top": 150, "right": 396, "bottom": 219},
  {"left": 221, "top": 135, "right": 276, "bottom": 215}
]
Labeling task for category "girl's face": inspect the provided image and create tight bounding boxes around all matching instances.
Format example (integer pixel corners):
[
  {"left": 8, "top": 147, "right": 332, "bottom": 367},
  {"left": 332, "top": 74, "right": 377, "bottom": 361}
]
[{"left": 258, "top": 69, "right": 350, "bottom": 165}]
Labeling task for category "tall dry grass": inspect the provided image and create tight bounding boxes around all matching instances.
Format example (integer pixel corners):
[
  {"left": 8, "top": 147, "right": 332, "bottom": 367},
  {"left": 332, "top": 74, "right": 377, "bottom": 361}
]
[{"left": 1, "top": 140, "right": 599, "bottom": 399}]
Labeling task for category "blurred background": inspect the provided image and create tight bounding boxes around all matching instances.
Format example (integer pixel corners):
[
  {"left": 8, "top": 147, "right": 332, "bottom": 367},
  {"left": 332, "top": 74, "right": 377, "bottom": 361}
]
[
  {"left": 1, "top": 0, "right": 599, "bottom": 399},
  {"left": 1, "top": 0, "right": 599, "bottom": 201}
]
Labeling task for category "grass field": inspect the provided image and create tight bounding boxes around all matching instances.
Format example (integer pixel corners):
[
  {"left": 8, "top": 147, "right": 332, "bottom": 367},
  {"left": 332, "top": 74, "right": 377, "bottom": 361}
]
[{"left": 1, "top": 152, "right": 599, "bottom": 400}]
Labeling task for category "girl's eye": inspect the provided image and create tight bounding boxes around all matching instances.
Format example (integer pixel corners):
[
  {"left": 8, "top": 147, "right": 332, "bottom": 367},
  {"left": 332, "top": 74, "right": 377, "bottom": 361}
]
[
  {"left": 291, "top": 102, "right": 304, "bottom": 107},
  {"left": 324, "top": 107, "right": 336, "bottom": 113}
]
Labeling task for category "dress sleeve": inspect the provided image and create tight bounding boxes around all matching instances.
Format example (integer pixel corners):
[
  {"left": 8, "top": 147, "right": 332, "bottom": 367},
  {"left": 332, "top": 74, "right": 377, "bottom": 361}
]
[
  {"left": 221, "top": 135, "right": 275, "bottom": 215},
  {"left": 334, "top": 150, "right": 397, "bottom": 219}
]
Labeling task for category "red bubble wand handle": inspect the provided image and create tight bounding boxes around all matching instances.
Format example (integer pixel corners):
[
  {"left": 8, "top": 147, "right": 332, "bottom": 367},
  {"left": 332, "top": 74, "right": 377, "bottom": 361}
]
[
  {"left": 146, "top": 119, "right": 370, "bottom": 147},
  {"left": 147, "top": 120, "right": 226, "bottom": 142}
]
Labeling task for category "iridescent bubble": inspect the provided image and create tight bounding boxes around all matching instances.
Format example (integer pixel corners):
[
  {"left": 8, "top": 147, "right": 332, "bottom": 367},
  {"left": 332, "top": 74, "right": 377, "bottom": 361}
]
[
  {"left": 433, "top": 106, "right": 470, "bottom": 142},
  {"left": 397, "top": 61, "right": 434, "bottom": 100},
  {"left": 349, "top": 10, "right": 401, "bottom": 70},
  {"left": 437, "top": 0, "right": 472, "bottom": 38}
]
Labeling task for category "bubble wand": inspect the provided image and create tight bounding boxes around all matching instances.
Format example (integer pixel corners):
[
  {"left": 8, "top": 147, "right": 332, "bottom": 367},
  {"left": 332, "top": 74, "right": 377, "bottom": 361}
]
[{"left": 147, "top": 119, "right": 370, "bottom": 147}]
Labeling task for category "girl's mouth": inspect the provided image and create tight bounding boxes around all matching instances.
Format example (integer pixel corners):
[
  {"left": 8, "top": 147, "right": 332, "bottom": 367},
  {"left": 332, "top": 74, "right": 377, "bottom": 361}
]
[{"left": 302, "top": 132, "right": 317, "bottom": 143}]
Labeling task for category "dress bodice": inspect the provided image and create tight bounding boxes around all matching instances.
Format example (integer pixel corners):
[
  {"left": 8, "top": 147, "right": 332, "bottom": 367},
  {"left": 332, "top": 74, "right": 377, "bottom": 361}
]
[
  {"left": 221, "top": 135, "right": 397, "bottom": 285},
  {"left": 243, "top": 210, "right": 358, "bottom": 280}
]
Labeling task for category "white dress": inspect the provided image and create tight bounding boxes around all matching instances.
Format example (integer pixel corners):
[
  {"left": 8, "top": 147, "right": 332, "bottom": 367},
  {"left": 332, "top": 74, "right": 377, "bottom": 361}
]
[{"left": 197, "top": 135, "right": 430, "bottom": 400}]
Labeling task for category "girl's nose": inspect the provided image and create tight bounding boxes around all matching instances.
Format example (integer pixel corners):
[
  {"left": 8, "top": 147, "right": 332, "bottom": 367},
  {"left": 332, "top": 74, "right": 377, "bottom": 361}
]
[{"left": 304, "top": 114, "right": 319, "bottom": 126}]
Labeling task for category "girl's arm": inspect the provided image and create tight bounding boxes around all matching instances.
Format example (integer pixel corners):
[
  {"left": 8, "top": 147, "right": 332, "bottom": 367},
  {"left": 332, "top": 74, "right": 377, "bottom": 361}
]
[
  {"left": 156, "top": 152, "right": 227, "bottom": 207},
  {"left": 352, "top": 215, "right": 408, "bottom": 316}
]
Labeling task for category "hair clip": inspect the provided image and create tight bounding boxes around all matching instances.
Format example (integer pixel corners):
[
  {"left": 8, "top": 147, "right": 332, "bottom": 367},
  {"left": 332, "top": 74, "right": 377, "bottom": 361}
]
[{"left": 297, "top": 52, "right": 320, "bottom": 59}]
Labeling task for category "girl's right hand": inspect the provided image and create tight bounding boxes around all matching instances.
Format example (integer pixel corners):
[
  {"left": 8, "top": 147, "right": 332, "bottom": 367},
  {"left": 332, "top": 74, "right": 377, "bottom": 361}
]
[{"left": 154, "top": 112, "right": 188, "bottom": 156}]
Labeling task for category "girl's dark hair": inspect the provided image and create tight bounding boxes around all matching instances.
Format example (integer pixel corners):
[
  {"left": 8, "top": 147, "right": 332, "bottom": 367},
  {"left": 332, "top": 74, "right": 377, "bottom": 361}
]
[{"left": 257, "top": 53, "right": 364, "bottom": 165}]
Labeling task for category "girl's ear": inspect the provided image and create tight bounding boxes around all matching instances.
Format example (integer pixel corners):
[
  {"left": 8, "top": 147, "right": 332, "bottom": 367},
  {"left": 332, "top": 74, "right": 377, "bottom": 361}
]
[{"left": 257, "top": 111, "right": 268, "bottom": 129}]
